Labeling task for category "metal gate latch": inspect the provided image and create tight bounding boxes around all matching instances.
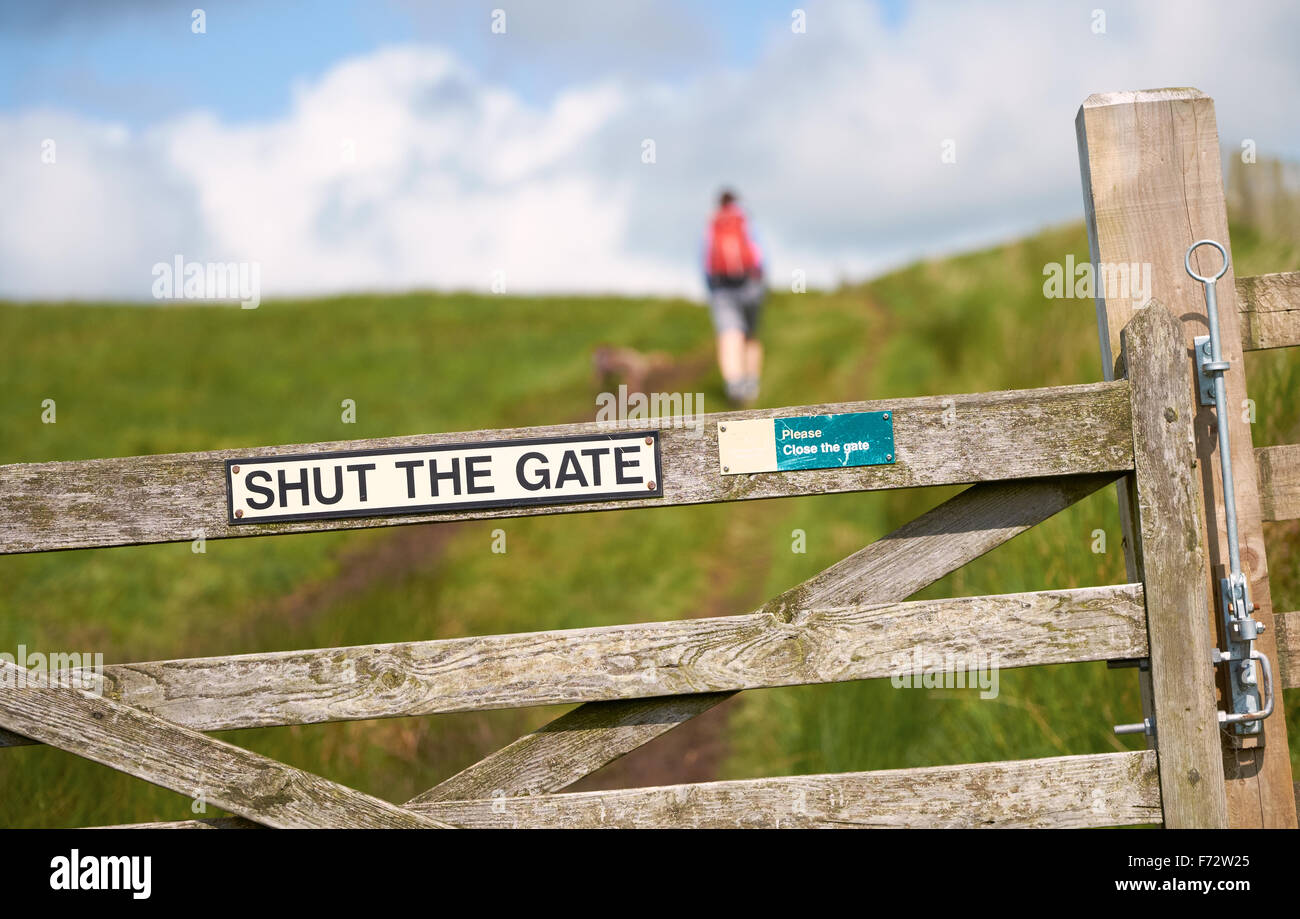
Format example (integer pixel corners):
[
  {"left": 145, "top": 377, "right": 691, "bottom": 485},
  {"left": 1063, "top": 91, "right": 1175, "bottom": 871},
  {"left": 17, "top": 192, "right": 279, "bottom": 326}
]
[
  {"left": 1186, "top": 239, "right": 1272, "bottom": 736},
  {"left": 1114, "top": 242, "right": 1276, "bottom": 740}
]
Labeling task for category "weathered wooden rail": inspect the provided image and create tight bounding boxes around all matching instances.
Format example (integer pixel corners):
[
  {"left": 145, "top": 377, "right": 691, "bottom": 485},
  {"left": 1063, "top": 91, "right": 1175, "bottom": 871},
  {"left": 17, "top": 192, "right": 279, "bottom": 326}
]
[
  {"left": 0, "top": 583, "right": 1146, "bottom": 745},
  {"left": 1258, "top": 444, "right": 1300, "bottom": 522},
  {"left": 1237, "top": 271, "right": 1300, "bottom": 351},
  {"left": 2, "top": 87, "right": 1298, "bottom": 829},
  {"left": 118, "top": 750, "right": 1163, "bottom": 830},
  {"left": 0, "top": 381, "right": 1131, "bottom": 553}
]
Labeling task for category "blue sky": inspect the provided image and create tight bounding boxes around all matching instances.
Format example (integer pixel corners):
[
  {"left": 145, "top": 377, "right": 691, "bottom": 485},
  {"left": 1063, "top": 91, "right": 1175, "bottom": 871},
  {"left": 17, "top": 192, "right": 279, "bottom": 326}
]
[
  {"left": 0, "top": 0, "right": 910, "bottom": 126},
  {"left": 1, "top": 0, "right": 1295, "bottom": 300}
]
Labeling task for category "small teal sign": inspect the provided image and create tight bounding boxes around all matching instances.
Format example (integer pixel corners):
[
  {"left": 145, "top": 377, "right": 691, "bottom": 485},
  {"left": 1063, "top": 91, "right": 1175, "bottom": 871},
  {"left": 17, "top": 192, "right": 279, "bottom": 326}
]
[{"left": 774, "top": 411, "right": 895, "bottom": 471}]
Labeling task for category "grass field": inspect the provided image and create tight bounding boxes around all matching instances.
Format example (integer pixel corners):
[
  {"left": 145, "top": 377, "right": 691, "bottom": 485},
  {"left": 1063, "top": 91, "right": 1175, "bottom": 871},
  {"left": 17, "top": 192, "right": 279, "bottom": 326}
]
[{"left": 1, "top": 222, "right": 1297, "bottom": 827}]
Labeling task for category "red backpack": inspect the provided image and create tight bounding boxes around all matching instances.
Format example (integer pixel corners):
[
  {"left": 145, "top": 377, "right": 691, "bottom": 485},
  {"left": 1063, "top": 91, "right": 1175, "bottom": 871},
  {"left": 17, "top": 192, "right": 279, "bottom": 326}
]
[{"left": 706, "top": 205, "right": 761, "bottom": 278}]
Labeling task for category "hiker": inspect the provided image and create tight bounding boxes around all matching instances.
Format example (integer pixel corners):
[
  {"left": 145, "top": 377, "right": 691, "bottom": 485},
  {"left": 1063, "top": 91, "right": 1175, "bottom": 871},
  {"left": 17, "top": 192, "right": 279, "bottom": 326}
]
[{"left": 703, "top": 189, "right": 765, "bottom": 405}]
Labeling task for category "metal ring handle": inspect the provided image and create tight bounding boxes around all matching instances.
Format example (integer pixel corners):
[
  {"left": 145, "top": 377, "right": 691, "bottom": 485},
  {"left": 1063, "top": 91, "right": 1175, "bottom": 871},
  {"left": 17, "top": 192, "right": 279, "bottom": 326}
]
[{"left": 1185, "top": 239, "right": 1229, "bottom": 283}]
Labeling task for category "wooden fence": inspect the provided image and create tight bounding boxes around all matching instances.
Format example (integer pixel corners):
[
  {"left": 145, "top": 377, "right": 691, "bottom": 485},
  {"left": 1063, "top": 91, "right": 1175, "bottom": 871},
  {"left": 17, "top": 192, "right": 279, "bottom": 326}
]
[{"left": 2, "top": 87, "right": 1299, "bottom": 829}]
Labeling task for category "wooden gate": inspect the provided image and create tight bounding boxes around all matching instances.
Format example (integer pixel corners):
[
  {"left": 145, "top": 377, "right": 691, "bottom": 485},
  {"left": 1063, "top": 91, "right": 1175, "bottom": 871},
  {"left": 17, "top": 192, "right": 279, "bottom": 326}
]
[{"left": 1, "top": 87, "right": 1297, "bottom": 829}]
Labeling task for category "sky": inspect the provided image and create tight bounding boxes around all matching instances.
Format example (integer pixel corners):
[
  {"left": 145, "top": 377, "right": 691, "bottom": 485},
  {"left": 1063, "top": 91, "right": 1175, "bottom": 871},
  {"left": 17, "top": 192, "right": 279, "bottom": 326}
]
[{"left": 1, "top": 0, "right": 1298, "bottom": 301}]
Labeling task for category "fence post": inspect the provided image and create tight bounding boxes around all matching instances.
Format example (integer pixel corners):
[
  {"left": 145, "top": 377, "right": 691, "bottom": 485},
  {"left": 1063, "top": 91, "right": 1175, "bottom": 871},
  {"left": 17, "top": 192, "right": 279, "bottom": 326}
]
[
  {"left": 1122, "top": 303, "right": 1228, "bottom": 827},
  {"left": 1077, "top": 87, "right": 1297, "bottom": 828}
]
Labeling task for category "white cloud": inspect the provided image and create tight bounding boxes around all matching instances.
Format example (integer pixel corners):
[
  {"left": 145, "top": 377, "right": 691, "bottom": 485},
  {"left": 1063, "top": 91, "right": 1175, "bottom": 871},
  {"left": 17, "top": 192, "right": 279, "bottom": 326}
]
[{"left": 2, "top": 0, "right": 1298, "bottom": 301}]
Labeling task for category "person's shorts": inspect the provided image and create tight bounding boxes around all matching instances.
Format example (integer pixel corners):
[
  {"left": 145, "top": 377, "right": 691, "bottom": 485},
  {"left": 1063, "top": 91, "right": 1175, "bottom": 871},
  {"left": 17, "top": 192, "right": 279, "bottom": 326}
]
[{"left": 708, "top": 277, "right": 765, "bottom": 338}]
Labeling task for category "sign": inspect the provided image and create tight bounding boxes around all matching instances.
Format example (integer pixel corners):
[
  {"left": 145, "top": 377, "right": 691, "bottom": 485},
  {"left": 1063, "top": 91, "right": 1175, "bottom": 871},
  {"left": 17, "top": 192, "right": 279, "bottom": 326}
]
[
  {"left": 717, "top": 411, "right": 894, "bottom": 475},
  {"left": 226, "top": 431, "right": 662, "bottom": 524}
]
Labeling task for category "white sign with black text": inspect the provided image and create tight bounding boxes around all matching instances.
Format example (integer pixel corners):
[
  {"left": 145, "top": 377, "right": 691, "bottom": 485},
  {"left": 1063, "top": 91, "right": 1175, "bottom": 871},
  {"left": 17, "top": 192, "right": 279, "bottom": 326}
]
[{"left": 226, "top": 431, "right": 662, "bottom": 524}]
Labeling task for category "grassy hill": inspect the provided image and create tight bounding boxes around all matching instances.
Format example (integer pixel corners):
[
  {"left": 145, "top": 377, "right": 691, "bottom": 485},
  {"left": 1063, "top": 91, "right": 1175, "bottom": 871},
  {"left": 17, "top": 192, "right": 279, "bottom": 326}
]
[{"left": 1, "top": 222, "right": 1297, "bottom": 827}]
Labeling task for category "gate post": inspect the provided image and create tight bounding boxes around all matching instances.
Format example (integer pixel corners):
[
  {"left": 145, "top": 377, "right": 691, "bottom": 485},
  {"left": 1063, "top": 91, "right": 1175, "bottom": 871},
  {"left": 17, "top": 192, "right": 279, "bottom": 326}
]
[
  {"left": 1122, "top": 303, "right": 1228, "bottom": 828},
  {"left": 1077, "top": 88, "right": 1296, "bottom": 827}
]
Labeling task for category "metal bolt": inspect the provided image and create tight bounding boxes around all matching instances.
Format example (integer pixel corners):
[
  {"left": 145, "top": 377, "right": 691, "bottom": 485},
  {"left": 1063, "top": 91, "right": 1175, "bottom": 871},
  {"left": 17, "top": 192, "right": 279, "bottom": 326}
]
[
  {"left": 232, "top": 465, "right": 240, "bottom": 473},
  {"left": 645, "top": 437, "right": 653, "bottom": 445},
  {"left": 723, "top": 466, "right": 729, "bottom": 473},
  {"left": 882, "top": 413, "right": 889, "bottom": 420},
  {"left": 235, "top": 508, "right": 244, "bottom": 518},
  {"left": 720, "top": 425, "right": 727, "bottom": 432},
  {"left": 647, "top": 481, "right": 656, "bottom": 490},
  {"left": 886, "top": 454, "right": 893, "bottom": 461}
]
